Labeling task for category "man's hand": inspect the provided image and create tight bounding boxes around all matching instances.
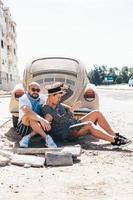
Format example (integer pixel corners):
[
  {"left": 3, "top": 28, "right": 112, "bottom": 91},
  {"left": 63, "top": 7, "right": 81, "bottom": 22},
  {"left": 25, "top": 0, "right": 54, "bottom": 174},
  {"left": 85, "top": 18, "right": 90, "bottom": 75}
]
[{"left": 39, "top": 118, "right": 51, "bottom": 132}]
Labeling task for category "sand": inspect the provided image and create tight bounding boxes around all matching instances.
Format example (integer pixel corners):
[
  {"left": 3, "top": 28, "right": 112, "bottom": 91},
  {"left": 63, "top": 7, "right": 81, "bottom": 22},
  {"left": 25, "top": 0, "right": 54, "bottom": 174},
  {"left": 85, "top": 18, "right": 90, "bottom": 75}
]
[{"left": 0, "top": 90, "right": 133, "bottom": 200}]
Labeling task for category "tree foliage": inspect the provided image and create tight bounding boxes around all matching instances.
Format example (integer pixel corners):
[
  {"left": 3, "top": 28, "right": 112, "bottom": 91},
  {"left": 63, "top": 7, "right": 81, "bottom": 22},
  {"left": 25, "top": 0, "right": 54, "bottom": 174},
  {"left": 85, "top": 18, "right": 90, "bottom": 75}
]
[{"left": 88, "top": 65, "right": 133, "bottom": 85}]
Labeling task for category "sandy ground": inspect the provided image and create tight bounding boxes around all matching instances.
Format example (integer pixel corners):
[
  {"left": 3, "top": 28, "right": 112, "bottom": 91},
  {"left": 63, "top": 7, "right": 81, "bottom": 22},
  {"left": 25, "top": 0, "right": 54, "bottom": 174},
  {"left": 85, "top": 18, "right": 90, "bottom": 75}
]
[{"left": 0, "top": 89, "right": 133, "bottom": 200}]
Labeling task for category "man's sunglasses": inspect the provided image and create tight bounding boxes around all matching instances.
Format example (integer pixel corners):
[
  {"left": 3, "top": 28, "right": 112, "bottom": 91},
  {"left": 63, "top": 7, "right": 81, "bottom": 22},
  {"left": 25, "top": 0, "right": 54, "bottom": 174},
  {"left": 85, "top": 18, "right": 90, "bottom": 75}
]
[{"left": 31, "top": 88, "right": 40, "bottom": 92}]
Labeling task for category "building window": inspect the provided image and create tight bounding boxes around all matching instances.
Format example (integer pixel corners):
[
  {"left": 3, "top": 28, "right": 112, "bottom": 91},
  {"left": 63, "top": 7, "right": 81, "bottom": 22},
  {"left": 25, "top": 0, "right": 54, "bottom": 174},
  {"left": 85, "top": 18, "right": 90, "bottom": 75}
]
[
  {"left": 1, "top": 40, "right": 4, "bottom": 48},
  {"left": 7, "top": 45, "right": 10, "bottom": 50},
  {"left": 2, "top": 30, "right": 4, "bottom": 37},
  {"left": 14, "top": 48, "right": 16, "bottom": 55},
  {"left": 6, "top": 73, "right": 8, "bottom": 83},
  {"left": 13, "top": 26, "right": 15, "bottom": 33},
  {"left": 0, "top": 71, "right": 1, "bottom": 84}
]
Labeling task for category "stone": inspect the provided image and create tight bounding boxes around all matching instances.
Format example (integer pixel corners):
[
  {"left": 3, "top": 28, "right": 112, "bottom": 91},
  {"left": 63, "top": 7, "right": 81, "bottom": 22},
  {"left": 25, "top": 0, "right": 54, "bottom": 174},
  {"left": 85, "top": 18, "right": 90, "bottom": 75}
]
[
  {"left": 0, "top": 155, "right": 10, "bottom": 167},
  {"left": 24, "top": 163, "right": 31, "bottom": 168},
  {"left": 45, "top": 152, "right": 73, "bottom": 166},
  {"left": 14, "top": 147, "right": 62, "bottom": 155},
  {"left": 14, "top": 145, "right": 82, "bottom": 157},
  {"left": 0, "top": 149, "right": 13, "bottom": 159},
  {"left": 61, "top": 144, "right": 82, "bottom": 157},
  {"left": 11, "top": 154, "right": 45, "bottom": 167}
]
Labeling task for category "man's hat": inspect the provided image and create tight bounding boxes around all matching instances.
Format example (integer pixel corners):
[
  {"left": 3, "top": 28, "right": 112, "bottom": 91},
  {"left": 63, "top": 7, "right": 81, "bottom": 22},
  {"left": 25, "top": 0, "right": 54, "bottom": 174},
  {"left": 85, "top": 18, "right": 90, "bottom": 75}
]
[{"left": 47, "top": 85, "right": 65, "bottom": 95}]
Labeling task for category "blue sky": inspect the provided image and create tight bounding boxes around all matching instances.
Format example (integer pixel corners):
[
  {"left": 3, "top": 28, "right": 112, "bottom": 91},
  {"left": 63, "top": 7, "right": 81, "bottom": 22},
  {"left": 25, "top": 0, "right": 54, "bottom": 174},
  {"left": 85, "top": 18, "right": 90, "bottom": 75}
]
[{"left": 3, "top": 0, "right": 133, "bottom": 76}]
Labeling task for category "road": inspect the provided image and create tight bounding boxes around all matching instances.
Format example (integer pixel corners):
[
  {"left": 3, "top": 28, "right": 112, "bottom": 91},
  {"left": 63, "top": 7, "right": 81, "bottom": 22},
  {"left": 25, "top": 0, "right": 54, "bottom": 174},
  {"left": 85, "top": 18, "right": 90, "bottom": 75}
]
[
  {"left": 98, "top": 87, "right": 133, "bottom": 111},
  {"left": 97, "top": 87, "right": 133, "bottom": 138},
  {"left": 0, "top": 95, "right": 11, "bottom": 127}
]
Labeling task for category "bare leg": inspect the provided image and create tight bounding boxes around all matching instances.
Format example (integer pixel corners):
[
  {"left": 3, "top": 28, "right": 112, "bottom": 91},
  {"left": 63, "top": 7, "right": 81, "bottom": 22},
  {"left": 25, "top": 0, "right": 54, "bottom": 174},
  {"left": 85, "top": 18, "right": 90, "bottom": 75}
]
[
  {"left": 20, "top": 120, "right": 56, "bottom": 148},
  {"left": 72, "top": 121, "right": 115, "bottom": 143},
  {"left": 80, "top": 110, "right": 116, "bottom": 136},
  {"left": 22, "top": 115, "right": 47, "bottom": 140},
  {"left": 22, "top": 115, "right": 30, "bottom": 126},
  {"left": 29, "top": 131, "right": 38, "bottom": 138},
  {"left": 29, "top": 120, "right": 47, "bottom": 140}
]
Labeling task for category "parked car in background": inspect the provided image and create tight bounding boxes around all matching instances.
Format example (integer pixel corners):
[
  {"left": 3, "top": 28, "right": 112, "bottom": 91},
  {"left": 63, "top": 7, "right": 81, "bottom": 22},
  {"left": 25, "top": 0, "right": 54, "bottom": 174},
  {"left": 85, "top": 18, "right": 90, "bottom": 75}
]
[
  {"left": 9, "top": 57, "right": 100, "bottom": 127},
  {"left": 128, "top": 77, "right": 133, "bottom": 87}
]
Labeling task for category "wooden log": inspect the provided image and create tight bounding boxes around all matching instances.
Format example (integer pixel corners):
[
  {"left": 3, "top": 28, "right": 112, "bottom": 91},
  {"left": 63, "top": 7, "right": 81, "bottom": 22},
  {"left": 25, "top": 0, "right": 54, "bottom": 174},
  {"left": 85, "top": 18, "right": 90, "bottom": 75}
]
[
  {"left": 45, "top": 152, "right": 73, "bottom": 166},
  {"left": 11, "top": 154, "right": 45, "bottom": 167}
]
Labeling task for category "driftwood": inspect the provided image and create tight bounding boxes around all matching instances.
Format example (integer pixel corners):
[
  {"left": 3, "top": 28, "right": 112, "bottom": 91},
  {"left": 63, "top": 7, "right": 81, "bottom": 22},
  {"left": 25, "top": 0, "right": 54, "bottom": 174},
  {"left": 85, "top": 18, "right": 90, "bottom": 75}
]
[
  {"left": 11, "top": 154, "right": 45, "bottom": 167},
  {"left": 14, "top": 145, "right": 82, "bottom": 157}
]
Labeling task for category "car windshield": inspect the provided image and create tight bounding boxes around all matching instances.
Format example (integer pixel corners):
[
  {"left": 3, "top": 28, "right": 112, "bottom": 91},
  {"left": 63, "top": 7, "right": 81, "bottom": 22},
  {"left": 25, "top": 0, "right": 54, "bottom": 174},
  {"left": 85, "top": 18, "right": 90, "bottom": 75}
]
[{"left": 31, "top": 58, "right": 80, "bottom": 75}]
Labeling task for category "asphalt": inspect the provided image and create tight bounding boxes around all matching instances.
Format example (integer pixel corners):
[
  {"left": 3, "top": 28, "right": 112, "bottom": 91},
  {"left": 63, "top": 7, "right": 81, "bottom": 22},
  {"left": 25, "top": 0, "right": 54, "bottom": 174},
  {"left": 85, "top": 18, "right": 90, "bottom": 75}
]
[{"left": 96, "top": 83, "right": 133, "bottom": 91}]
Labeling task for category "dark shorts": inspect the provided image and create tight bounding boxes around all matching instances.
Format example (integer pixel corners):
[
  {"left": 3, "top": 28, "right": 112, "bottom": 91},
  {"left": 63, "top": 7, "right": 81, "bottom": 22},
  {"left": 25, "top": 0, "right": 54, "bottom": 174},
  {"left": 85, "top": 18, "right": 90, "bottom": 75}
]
[
  {"left": 51, "top": 120, "right": 83, "bottom": 142},
  {"left": 16, "top": 121, "right": 32, "bottom": 137},
  {"left": 68, "top": 123, "right": 84, "bottom": 139}
]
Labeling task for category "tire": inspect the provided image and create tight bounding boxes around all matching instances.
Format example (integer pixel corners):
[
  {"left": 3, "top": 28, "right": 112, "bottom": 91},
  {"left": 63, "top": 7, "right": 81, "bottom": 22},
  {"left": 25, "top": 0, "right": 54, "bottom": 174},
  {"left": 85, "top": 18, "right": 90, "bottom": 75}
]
[{"left": 12, "top": 116, "right": 19, "bottom": 128}]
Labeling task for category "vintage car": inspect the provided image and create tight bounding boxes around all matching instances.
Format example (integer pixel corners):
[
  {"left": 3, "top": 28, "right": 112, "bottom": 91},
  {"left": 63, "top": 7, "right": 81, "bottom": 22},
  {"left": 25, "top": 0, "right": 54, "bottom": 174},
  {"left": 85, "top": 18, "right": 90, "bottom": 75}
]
[{"left": 9, "top": 57, "right": 99, "bottom": 127}]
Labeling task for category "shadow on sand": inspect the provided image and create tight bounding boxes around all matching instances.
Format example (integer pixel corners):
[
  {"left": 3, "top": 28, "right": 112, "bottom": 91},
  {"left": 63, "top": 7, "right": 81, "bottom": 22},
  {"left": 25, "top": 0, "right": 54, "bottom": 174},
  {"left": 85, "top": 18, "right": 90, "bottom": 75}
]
[{"left": 5, "top": 128, "right": 133, "bottom": 153}]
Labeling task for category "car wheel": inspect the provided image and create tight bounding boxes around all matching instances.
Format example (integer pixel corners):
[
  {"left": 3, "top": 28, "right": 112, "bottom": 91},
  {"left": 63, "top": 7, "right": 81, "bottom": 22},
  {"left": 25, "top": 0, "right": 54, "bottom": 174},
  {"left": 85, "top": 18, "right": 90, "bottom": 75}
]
[{"left": 12, "top": 116, "right": 18, "bottom": 128}]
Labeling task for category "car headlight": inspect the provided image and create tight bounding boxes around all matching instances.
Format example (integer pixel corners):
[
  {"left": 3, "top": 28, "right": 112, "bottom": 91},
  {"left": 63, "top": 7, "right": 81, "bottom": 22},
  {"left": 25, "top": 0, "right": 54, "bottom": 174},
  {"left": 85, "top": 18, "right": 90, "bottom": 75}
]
[{"left": 84, "top": 88, "right": 95, "bottom": 102}]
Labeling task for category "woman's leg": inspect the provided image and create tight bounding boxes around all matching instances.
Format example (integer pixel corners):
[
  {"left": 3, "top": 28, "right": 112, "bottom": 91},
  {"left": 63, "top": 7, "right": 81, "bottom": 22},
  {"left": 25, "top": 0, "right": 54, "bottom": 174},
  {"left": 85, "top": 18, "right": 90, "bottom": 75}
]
[
  {"left": 72, "top": 121, "right": 115, "bottom": 143},
  {"left": 80, "top": 110, "right": 116, "bottom": 136}
]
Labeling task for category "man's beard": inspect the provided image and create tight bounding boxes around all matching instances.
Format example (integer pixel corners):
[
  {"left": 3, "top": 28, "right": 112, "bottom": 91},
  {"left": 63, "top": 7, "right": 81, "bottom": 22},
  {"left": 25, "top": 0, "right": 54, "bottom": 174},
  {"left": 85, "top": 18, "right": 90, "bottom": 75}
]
[{"left": 29, "top": 93, "right": 39, "bottom": 99}]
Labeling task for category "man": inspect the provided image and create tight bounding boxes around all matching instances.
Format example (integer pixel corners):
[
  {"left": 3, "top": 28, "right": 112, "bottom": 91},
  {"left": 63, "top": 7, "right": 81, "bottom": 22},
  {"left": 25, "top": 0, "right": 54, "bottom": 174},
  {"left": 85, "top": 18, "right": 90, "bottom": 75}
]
[
  {"left": 41, "top": 84, "right": 130, "bottom": 147},
  {"left": 16, "top": 82, "right": 57, "bottom": 148}
]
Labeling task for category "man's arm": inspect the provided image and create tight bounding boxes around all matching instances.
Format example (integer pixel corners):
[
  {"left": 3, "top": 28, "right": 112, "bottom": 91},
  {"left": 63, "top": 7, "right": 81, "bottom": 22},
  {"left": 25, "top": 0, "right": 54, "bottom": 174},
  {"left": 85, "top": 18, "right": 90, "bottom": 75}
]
[
  {"left": 44, "top": 113, "right": 53, "bottom": 123},
  {"left": 21, "top": 106, "right": 51, "bottom": 131},
  {"left": 61, "top": 101, "right": 81, "bottom": 112},
  {"left": 70, "top": 101, "right": 81, "bottom": 112}
]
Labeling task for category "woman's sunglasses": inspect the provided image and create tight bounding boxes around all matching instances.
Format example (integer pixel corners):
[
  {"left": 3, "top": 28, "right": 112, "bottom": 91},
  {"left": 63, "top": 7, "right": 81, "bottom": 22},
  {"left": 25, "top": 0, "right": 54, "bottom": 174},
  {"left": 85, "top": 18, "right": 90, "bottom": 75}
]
[{"left": 31, "top": 88, "right": 40, "bottom": 92}]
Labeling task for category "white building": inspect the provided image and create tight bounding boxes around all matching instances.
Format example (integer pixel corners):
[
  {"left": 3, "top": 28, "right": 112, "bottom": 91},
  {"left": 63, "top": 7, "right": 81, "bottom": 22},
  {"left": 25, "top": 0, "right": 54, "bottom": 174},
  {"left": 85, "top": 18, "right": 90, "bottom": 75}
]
[{"left": 0, "top": 0, "right": 19, "bottom": 91}]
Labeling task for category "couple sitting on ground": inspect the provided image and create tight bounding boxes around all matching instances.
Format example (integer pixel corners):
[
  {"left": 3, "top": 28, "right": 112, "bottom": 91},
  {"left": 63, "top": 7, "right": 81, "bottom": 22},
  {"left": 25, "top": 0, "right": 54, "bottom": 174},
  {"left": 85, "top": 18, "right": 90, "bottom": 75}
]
[{"left": 16, "top": 81, "right": 130, "bottom": 148}]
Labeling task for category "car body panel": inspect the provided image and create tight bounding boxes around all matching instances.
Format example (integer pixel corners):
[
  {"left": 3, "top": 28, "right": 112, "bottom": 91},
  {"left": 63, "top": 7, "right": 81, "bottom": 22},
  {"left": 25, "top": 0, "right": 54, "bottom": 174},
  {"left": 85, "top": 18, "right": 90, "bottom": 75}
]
[
  {"left": 23, "top": 57, "right": 99, "bottom": 110},
  {"left": 9, "top": 57, "right": 100, "bottom": 127}
]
